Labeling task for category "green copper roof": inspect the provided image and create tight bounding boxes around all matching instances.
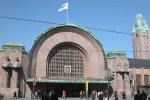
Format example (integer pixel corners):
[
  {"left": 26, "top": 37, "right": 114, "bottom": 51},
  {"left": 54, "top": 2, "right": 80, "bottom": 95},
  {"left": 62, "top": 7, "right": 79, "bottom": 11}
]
[
  {"left": 4, "top": 42, "right": 23, "bottom": 46},
  {"left": 107, "top": 51, "right": 126, "bottom": 59},
  {"left": 36, "top": 23, "right": 101, "bottom": 45},
  {"left": 2, "top": 42, "right": 25, "bottom": 52},
  {"left": 132, "top": 14, "right": 150, "bottom": 33},
  {"left": 32, "top": 23, "right": 104, "bottom": 52}
]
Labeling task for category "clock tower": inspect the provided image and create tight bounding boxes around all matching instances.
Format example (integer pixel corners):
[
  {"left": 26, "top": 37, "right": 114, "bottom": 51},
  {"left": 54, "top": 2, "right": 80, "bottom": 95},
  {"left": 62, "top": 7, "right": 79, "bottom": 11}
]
[{"left": 132, "top": 14, "right": 150, "bottom": 59}]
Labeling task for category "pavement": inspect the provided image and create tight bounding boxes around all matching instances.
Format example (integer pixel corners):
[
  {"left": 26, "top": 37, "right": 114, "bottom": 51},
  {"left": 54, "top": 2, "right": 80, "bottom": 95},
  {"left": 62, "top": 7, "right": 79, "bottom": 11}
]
[
  {"left": 2, "top": 97, "right": 113, "bottom": 100},
  {"left": 1, "top": 96, "right": 134, "bottom": 100}
]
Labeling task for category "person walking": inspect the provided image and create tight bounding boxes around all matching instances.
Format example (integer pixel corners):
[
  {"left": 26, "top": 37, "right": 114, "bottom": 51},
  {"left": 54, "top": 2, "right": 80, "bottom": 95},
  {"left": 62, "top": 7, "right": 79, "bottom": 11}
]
[
  {"left": 50, "top": 90, "right": 58, "bottom": 100},
  {"left": 148, "top": 94, "right": 150, "bottom": 100},
  {"left": 91, "top": 90, "right": 96, "bottom": 100},
  {"left": 113, "top": 91, "right": 118, "bottom": 100},
  {"left": 121, "top": 91, "right": 126, "bottom": 100},
  {"left": 134, "top": 91, "right": 141, "bottom": 100},
  {"left": 41, "top": 90, "right": 51, "bottom": 100},
  {"left": 140, "top": 90, "right": 147, "bottom": 100},
  {"left": 13, "top": 91, "right": 17, "bottom": 99},
  {"left": 80, "top": 90, "right": 83, "bottom": 99},
  {"left": 82, "top": 91, "right": 85, "bottom": 98},
  {"left": 98, "top": 91, "right": 103, "bottom": 100},
  {"left": 62, "top": 90, "right": 66, "bottom": 98}
]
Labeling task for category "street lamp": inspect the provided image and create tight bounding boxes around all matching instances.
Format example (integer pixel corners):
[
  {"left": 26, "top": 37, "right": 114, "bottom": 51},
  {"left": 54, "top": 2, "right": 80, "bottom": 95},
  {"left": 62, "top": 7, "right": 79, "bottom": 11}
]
[
  {"left": 107, "top": 68, "right": 117, "bottom": 100},
  {"left": 107, "top": 69, "right": 111, "bottom": 100}
]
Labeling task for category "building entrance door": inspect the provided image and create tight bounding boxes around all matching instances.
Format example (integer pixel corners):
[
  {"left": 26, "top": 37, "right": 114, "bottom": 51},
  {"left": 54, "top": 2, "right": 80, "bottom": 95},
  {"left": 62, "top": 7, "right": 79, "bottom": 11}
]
[{"left": 48, "top": 83, "right": 85, "bottom": 97}]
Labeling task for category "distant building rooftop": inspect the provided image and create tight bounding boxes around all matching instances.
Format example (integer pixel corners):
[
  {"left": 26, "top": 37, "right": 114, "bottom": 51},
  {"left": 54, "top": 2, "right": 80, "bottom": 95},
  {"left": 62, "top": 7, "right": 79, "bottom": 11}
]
[
  {"left": 2, "top": 42, "right": 25, "bottom": 52},
  {"left": 107, "top": 51, "right": 126, "bottom": 59},
  {"left": 128, "top": 58, "right": 150, "bottom": 68}
]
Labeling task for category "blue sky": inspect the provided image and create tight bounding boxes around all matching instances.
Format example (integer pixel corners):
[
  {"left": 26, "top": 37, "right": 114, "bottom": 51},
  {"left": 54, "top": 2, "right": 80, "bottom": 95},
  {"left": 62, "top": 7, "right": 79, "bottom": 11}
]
[{"left": 0, "top": 0, "right": 150, "bottom": 58}]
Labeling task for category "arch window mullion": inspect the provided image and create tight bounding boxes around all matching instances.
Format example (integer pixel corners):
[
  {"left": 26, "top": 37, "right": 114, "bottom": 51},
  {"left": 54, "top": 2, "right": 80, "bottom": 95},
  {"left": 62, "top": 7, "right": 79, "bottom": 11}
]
[{"left": 48, "top": 45, "right": 84, "bottom": 79}]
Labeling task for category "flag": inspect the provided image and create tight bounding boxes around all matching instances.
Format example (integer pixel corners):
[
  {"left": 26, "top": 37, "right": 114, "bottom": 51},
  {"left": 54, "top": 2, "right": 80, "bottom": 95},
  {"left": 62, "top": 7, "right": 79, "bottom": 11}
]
[{"left": 58, "top": 2, "right": 68, "bottom": 12}]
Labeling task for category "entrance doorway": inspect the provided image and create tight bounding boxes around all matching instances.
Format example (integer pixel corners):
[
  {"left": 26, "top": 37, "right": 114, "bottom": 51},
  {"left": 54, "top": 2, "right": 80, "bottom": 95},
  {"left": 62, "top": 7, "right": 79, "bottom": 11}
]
[{"left": 33, "top": 82, "right": 109, "bottom": 97}]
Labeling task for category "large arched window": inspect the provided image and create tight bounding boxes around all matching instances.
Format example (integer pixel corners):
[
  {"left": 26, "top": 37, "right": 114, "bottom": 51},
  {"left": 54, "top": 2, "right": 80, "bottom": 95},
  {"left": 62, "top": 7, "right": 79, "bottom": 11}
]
[{"left": 47, "top": 44, "right": 86, "bottom": 79}]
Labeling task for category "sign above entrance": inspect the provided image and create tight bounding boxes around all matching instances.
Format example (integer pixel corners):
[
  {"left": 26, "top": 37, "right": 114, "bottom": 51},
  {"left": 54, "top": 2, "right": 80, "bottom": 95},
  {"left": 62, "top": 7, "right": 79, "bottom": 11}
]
[{"left": 64, "top": 65, "right": 71, "bottom": 73}]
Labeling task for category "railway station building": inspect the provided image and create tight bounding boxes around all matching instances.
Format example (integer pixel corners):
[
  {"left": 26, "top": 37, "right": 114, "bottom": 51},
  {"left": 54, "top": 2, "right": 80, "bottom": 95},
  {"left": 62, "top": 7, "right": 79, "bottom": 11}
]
[{"left": 0, "top": 14, "right": 150, "bottom": 99}]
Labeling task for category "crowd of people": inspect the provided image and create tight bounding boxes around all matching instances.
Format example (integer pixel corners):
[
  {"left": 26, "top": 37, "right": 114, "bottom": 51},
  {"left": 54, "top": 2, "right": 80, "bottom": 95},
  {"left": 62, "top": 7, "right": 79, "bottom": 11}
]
[
  {"left": 113, "top": 90, "right": 149, "bottom": 100},
  {"left": 32, "top": 89, "right": 150, "bottom": 100},
  {"left": 34, "top": 90, "right": 58, "bottom": 100},
  {"left": 41, "top": 90, "right": 58, "bottom": 100},
  {"left": 134, "top": 90, "right": 148, "bottom": 100},
  {"left": 89, "top": 90, "right": 148, "bottom": 100},
  {"left": 35, "top": 89, "right": 124, "bottom": 100}
]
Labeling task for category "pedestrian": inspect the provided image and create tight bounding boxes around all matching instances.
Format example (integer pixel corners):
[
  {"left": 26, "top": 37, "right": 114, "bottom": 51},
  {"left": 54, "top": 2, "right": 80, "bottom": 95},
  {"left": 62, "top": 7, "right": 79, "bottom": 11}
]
[
  {"left": 35, "top": 91, "right": 38, "bottom": 97},
  {"left": 50, "top": 90, "right": 58, "bottom": 100},
  {"left": 98, "top": 91, "right": 103, "bottom": 100},
  {"left": 80, "top": 90, "right": 83, "bottom": 99},
  {"left": 41, "top": 90, "right": 51, "bottom": 100},
  {"left": 82, "top": 90, "right": 85, "bottom": 97},
  {"left": 95, "top": 90, "right": 98, "bottom": 100},
  {"left": 62, "top": 90, "right": 66, "bottom": 98},
  {"left": 134, "top": 91, "right": 141, "bottom": 100},
  {"left": 113, "top": 91, "right": 118, "bottom": 100},
  {"left": 121, "top": 91, "right": 126, "bottom": 100},
  {"left": 104, "top": 90, "right": 108, "bottom": 100},
  {"left": 148, "top": 94, "right": 150, "bottom": 100},
  {"left": 13, "top": 91, "right": 17, "bottom": 99},
  {"left": 91, "top": 90, "right": 96, "bottom": 100},
  {"left": 38, "top": 90, "right": 42, "bottom": 98},
  {"left": 140, "top": 90, "right": 147, "bottom": 100}
]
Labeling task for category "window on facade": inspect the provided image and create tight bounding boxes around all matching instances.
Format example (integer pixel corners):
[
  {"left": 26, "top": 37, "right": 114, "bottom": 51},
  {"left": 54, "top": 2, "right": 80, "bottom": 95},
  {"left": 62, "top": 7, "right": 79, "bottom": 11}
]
[
  {"left": 144, "top": 75, "right": 149, "bottom": 85},
  {"left": 136, "top": 74, "right": 141, "bottom": 86},
  {"left": 47, "top": 44, "right": 85, "bottom": 79}
]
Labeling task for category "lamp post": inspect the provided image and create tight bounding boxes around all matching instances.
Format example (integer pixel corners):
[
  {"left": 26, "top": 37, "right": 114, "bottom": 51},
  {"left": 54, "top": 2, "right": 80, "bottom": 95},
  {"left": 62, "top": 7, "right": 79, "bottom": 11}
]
[{"left": 107, "top": 69, "right": 110, "bottom": 100}]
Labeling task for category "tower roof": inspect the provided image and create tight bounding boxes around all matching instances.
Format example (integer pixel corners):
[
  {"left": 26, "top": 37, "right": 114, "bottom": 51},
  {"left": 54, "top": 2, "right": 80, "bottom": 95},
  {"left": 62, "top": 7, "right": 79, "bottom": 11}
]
[
  {"left": 136, "top": 14, "right": 143, "bottom": 19},
  {"left": 107, "top": 51, "right": 126, "bottom": 59},
  {"left": 132, "top": 14, "right": 150, "bottom": 33}
]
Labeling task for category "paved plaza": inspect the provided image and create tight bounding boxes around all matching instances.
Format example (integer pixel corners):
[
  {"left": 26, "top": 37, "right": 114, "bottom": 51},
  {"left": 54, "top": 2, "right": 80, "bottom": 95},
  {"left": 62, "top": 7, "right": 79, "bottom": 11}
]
[
  {"left": 2, "top": 98, "right": 111, "bottom": 100},
  {"left": 1, "top": 97, "right": 135, "bottom": 100}
]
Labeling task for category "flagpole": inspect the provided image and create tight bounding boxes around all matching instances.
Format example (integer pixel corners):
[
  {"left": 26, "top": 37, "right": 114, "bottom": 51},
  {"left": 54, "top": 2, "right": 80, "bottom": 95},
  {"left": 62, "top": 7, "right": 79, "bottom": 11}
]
[
  {"left": 66, "top": 3, "right": 68, "bottom": 23},
  {"left": 58, "top": 2, "right": 69, "bottom": 23}
]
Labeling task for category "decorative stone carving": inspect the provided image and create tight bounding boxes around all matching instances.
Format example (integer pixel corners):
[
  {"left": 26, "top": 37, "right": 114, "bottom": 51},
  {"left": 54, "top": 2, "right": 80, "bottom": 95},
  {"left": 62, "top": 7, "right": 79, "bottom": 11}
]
[
  {"left": 12, "top": 57, "right": 21, "bottom": 69},
  {"left": 3, "top": 63, "right": 12, "bottom": 69}
]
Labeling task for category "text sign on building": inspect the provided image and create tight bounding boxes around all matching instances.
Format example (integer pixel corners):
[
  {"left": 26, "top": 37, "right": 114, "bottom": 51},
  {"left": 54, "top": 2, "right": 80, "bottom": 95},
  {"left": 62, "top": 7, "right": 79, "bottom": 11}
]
[{"left": 64, "top": 65, "right": 71, "bottom": 73}]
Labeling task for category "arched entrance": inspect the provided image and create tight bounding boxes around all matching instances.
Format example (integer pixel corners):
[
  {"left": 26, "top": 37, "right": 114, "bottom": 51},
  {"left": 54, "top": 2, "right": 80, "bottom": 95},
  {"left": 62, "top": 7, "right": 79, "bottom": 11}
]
[
  {"left": 47, "top": 43, "right": 87, "bottom": 79},
  {"left": 45, "top": 43, "right": 87, "bottom": 97}
]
